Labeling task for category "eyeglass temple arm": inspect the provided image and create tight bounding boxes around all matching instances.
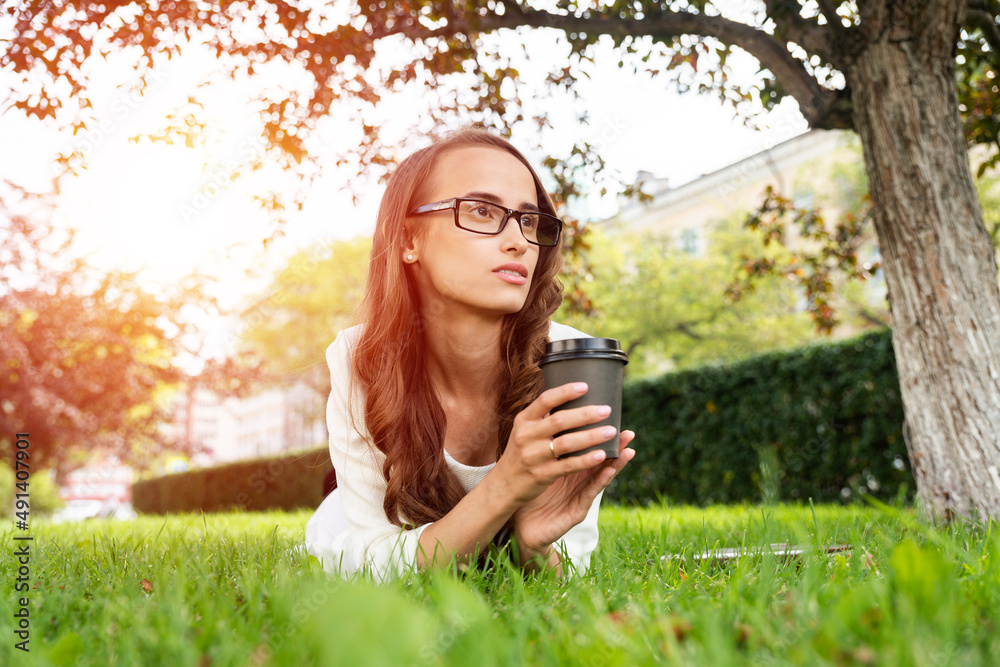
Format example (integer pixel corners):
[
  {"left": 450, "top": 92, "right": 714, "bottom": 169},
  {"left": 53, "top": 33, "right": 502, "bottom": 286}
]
[{"left": 410, "top": 199, "right": 456, "bottom": 215}]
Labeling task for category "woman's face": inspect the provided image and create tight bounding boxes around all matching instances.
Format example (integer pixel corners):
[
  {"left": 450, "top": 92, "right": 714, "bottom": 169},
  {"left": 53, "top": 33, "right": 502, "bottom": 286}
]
[{"left": 407, "top": 145, "right": 542, "bottom": 318}]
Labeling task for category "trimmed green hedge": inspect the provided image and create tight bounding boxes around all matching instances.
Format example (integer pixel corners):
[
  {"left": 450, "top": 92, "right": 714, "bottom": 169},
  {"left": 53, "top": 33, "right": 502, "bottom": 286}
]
[
  {"left": 133, "top": 447, "right": 332, "bottom": 515},
  {"left": 607, "top": 327, "right": 912, "bottom": 505}
]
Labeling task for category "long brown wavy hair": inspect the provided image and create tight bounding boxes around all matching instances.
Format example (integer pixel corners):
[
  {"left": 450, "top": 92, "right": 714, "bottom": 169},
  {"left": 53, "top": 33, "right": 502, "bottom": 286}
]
[{"left": 351, "top": 128, "right": 564, "bottom": 529}]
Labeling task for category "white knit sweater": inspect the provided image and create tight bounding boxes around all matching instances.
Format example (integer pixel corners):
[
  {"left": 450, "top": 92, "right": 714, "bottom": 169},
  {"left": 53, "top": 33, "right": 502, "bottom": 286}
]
[{"left": 304, "top": 321, "right": 604, "bottom": 580}]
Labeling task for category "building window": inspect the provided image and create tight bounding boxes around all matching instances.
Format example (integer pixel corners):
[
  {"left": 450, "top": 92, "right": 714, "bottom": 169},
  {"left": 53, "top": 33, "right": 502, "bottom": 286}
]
[
  {"left": 793, "top": 188, "right": 815, "bottom": 209},
  {"left": 679, "top": 227, "right": 700, "bottom": 255}
]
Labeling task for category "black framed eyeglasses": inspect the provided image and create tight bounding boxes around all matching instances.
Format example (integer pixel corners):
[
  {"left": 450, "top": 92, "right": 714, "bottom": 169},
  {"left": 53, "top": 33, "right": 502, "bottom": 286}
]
[{"left": 408, "top": 197, "right": 563, "bottom": 247}]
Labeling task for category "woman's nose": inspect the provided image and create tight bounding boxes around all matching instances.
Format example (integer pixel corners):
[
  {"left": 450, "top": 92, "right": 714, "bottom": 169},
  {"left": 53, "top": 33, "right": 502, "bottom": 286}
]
[{"left": 500, "top": 214, "right": 529, "bottom": 252}]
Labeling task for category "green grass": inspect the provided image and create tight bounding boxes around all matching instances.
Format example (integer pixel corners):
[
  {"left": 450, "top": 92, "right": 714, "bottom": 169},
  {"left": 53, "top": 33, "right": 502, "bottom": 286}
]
[{"left": 2, "top": 502, "right": 998, "bottom": 666}]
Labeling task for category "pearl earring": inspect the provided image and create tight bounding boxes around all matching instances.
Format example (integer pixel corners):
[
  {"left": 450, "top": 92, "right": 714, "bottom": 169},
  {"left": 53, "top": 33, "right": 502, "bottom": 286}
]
[{"left": 406, "top": 254, "right": 413, "bottom": 261}]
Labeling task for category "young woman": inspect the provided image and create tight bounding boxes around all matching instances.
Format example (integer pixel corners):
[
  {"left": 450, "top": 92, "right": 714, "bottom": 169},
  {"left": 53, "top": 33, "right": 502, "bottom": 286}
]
[{"left": 305, "top": 128, "right": 636, "bottom": 579}]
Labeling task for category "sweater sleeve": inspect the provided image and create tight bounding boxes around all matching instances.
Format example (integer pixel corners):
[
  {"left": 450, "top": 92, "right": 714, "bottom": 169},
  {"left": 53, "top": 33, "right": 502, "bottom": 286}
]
[
  {"left": 554, "top": 490, "right": 603, "bottom": 575},
  {"left": 324, "top": 327, "right": 432, "bottom": 581}
]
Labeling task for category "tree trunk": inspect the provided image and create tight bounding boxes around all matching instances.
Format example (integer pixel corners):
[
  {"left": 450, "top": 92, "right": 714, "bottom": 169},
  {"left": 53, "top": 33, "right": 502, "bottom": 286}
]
[{"left": 847, "top": 1, "right": 1000, "bottom": 521}]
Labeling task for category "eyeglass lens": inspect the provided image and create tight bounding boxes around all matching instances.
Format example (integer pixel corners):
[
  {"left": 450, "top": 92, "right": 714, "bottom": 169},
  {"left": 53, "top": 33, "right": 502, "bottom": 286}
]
[{"left": 456, "top": 200, "right": 559, "bottom": 246}]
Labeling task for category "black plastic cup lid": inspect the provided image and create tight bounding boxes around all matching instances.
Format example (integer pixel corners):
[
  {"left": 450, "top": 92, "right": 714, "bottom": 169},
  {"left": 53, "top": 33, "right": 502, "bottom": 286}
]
[{"left": 539, "top": 337, "right": 629, "bottom": 365}]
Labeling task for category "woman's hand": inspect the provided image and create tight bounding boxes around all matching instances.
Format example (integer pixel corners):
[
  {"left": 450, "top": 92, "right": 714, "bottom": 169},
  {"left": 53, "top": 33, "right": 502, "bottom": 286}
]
[
  {"left": 512, "top": 430, "right": 635, "bottom": 561},
  {"left": 487, "top": 382, "right": 636, "bottom": 561}
]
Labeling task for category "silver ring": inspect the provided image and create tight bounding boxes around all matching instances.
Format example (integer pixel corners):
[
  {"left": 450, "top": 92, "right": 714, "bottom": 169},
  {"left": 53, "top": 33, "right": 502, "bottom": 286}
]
[{"left": 548, "top": 439, "right": 557, "bottom": 459}]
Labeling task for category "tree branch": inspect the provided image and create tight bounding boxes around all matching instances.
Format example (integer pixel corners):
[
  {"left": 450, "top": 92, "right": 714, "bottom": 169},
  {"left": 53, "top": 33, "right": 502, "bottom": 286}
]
[
  {"left": 624, "top": 338, "right": 645, "bottom": 358},
  {"left": 816, "top": 0, "right": 843, "bottom": 29},
  {"left": 853, "top": 305, "right": 890, "bottom": 328},
  {"left": 910, "top": 0, "right": 966, "bottom": 58},
  {"left": 761, "top": 0, "right": 837, "bottom": 62},
  {"left": 966, "top": 9, "right": 1000, "bottom": 61},
  {"left": 389, "top": 7, "right": 849, "bottom": 129},
  {"left": 498, "top": 0, "right": 527, "bottom": 18},
  {"left": 967, "top": 0, "right": 998, "bottom": 14},
  {"left": 671, "top": 320, "right": 706, "bottom": 341},
  {"left": 667, "top": 306, "right": 729, "bottom": 342}
]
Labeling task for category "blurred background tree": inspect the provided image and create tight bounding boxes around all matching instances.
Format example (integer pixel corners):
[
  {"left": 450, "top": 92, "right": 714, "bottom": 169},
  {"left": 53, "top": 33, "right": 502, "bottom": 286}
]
[
  {"left": 730, "top": 134, "right": 886, "bottom": 333},
  {"left": 557, "top": 221, "right": 814, "bottom": 377},
  {"left": 0, "top": 183, "right": 257, "bottom": 480},
  {"left": 0, "top": 462, "right": 62, "bottom": 517},
  {"left": 237, "top": 236, "right": 371, "bottom": 397}
]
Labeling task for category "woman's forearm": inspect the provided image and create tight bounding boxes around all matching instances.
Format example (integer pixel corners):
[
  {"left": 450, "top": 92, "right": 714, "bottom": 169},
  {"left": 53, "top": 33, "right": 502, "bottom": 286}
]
[
  {"left": 415, "top": 478, "right": 564, "bottom": 576},
  {"left": 519, "top": 543, "right": 562, "bottom": 576},
  {"left": 415, "top": 474, "right": 520, "bottom": 570}
]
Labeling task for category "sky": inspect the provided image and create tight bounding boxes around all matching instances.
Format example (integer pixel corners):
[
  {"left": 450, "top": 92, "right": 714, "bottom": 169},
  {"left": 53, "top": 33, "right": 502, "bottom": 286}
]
[{"left": 0, "top": 15, "right": 809, "bottom": 366}]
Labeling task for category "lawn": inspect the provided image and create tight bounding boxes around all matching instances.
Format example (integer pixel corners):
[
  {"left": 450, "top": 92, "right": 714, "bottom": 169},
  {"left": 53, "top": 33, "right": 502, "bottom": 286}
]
[{"left": 2, "top": 502, "right": 997, "bottom": 666}]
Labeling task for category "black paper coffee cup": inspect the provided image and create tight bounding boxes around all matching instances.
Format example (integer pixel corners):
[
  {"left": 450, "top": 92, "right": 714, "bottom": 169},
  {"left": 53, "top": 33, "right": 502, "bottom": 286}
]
[{"left": 539, "top": 337, "right": 628, "bottom": 459}]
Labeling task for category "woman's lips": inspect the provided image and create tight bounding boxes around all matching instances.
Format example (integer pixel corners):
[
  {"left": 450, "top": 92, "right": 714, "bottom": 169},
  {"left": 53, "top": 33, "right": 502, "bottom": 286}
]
[
  {"left": 492, "top": 263, "right": 528, "bottom": 285},
  {"left": 494, "top": 268, "right": 527, "bottom": 285}
]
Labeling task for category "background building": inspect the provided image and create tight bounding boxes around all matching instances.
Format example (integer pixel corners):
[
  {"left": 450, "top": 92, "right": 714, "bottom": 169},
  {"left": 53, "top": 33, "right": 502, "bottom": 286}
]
[
  {"left": 165, "top": 381, "right": 327, "bottom": 466},
  {"left": 59, "top": 453, "right": 133, "bottom": 503},
  {"left": 603, "top": 128, "right": 888, "bottom": 330},
  {"left": 606, "top": 129, "right": 868, "bottom": 250}
]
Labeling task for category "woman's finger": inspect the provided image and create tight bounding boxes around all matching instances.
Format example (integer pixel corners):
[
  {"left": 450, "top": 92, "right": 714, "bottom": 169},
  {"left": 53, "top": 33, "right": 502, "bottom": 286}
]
[
  {"left": 548, "top": 425, "right": 634, "bottom": 461},
  {"left": 569, "top": 445, "right": 634, "bottom": 507},
  {"left": 618, "top": 430, "right": 636, "bottom": 451},
  {"left": 591, "top": 439, "right": 635, "bottom": 490},
  {"left": 595, "top": 447, "right": 634, "bottom": 492},
  {"left": 518, "top": 382, "right": 590, "bottom": 421},
  {"left": 550, "top": 446, "right": 609, "bottom": 476},
  {"left": 542, "top": 404, "right": 613, "bottom": 438},
  {"left": 550, "top": 424, "right": 618, "bottom": 458}
]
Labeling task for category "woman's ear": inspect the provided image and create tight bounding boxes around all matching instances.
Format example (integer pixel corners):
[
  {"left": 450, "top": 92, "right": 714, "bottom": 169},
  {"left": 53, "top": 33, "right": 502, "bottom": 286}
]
[{"left": 402, "top": 226, "right": 421, "bottom": 263}]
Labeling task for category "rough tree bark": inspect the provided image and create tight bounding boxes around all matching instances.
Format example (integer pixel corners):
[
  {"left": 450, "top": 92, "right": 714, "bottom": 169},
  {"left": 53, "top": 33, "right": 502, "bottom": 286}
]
[{"left": 847, "top": 0, "right": 1000, "bottom": 521}]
